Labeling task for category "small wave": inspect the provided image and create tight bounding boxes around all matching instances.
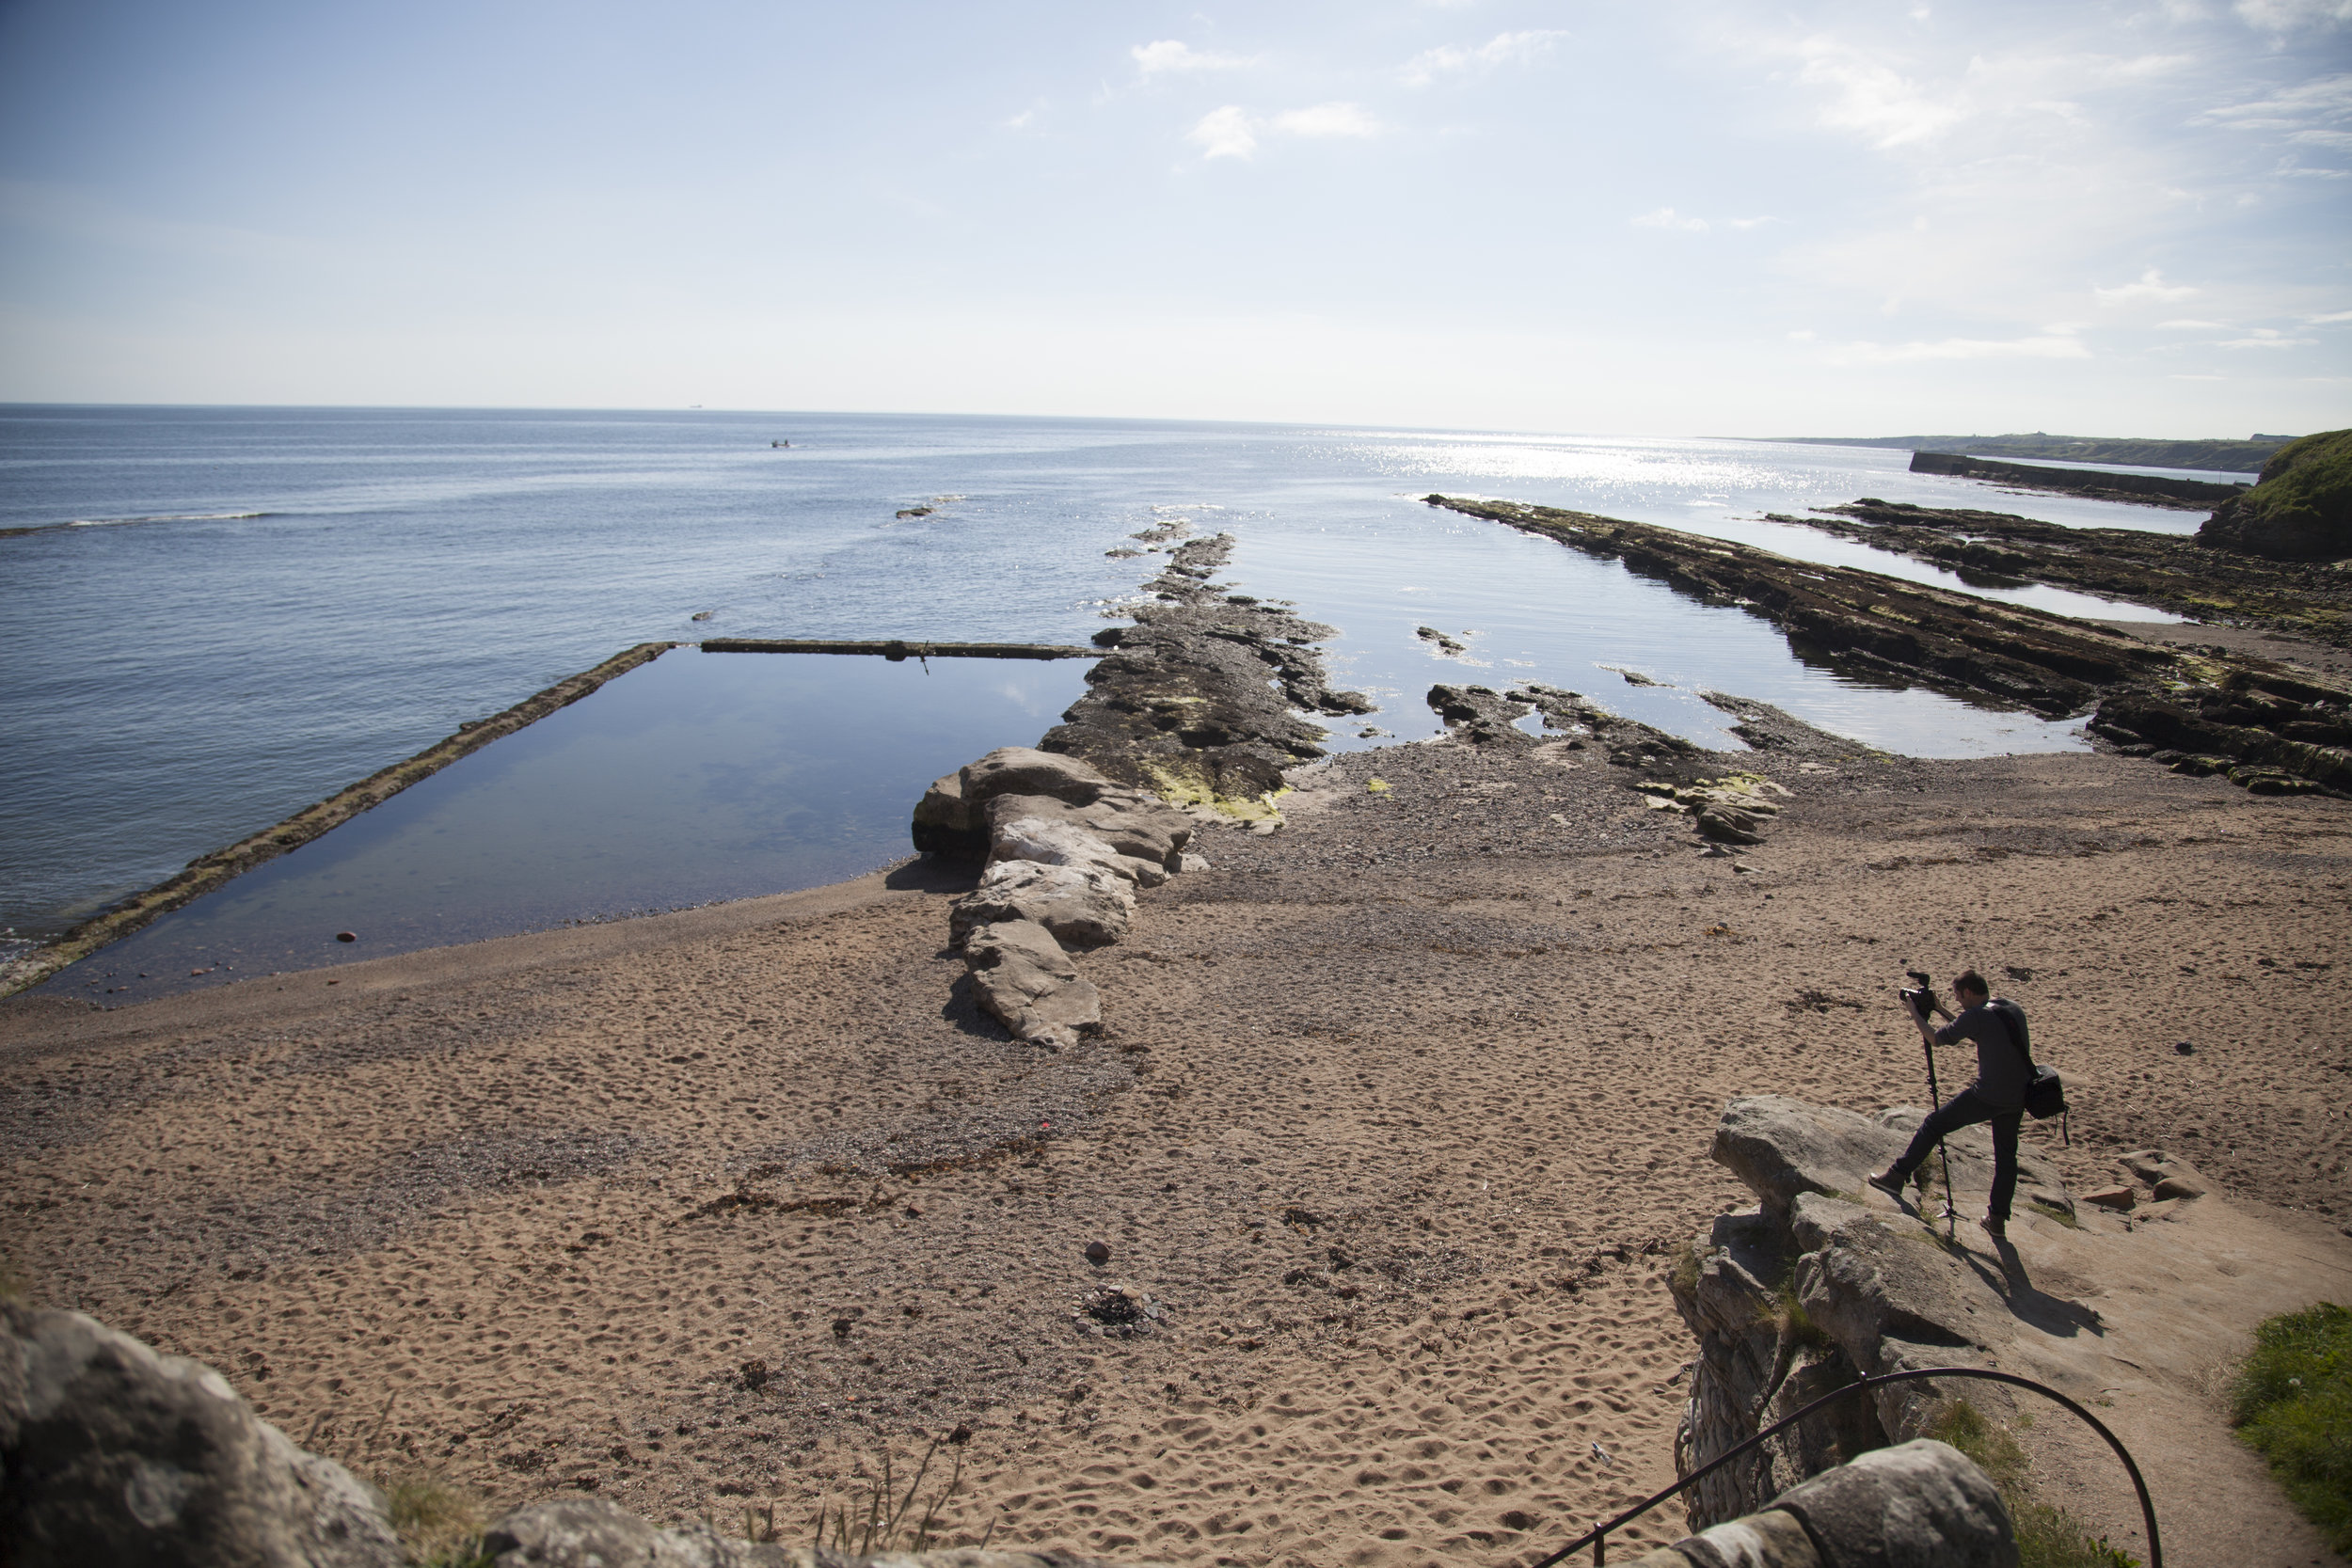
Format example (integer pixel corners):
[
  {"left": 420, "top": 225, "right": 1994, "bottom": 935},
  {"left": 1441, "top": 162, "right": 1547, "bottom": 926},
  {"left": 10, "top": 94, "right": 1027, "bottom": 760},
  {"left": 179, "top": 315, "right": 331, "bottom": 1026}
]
[
  {"left": 72, "top": 511, "right": 271, "bottom": 527},
  {"left": 3, "top": 510, "right": 274, "bottom": 539}
]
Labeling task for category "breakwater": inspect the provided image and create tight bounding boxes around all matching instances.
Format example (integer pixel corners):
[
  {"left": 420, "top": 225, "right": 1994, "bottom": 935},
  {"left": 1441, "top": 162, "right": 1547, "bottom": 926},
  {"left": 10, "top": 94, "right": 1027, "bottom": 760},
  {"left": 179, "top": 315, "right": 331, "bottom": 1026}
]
[
  {"left": 1909, "top": 451, "right": 2248, "bottom": 509},
  {"left": 701, "top": 639, "right": 1096, "bottom": 659},
  {"left": 0, "top": 641, "right": 675, "bottom": 999}
]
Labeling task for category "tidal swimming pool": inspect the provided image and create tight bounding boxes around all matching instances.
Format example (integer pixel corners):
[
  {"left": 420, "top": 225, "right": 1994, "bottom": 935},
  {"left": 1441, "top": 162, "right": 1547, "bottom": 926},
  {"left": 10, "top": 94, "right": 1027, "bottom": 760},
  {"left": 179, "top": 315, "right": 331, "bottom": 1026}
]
[{"left": 47, "top": 649, "right": 1090, "bottom": 1002}]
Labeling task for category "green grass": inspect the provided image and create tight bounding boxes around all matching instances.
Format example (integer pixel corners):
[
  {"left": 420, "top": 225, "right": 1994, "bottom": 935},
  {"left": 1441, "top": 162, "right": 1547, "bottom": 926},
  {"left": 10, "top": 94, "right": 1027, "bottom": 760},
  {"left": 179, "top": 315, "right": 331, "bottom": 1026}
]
[
  {"left": 2232, "top": 1301, "right": 2352, "bottom": 1553},
  {"left": 1930, "top": 1401, "right": 2141, "bottom": 1568},
  {"left": 383, "top": 1474, "right": 489, "bottom": 1568},
  {"left": 1774, "top": 1283, "right": 1834, "bottom": 1353}
]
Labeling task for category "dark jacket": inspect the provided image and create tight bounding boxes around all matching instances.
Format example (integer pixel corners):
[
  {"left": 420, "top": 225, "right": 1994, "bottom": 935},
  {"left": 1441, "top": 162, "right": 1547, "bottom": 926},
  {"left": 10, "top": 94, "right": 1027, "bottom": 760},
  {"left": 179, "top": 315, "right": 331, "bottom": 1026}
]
[{"left": 1934, "top": 998, "right": 2031, "bottom": 1109}]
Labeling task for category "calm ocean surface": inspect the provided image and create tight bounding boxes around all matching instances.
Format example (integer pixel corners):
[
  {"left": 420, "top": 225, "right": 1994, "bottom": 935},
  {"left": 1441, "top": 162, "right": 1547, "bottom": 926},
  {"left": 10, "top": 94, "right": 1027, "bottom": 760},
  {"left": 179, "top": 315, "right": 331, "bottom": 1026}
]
[{"left": 2, "top": 406, "right": 2221, "bottom": 981}]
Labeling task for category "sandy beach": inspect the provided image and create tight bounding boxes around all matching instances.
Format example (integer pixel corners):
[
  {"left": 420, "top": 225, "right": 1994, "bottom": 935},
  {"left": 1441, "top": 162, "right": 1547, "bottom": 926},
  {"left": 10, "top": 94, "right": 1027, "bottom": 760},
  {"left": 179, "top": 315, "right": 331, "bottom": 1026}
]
[{"left": 5, "top": 687, "right": 2350, "bottom": 1564}]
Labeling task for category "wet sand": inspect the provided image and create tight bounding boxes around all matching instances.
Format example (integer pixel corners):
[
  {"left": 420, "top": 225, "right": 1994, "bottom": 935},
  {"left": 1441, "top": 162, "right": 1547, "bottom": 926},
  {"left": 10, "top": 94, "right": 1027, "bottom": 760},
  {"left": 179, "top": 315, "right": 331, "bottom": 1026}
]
[{"left": 4, "top": 731, "right": 2349, "bottom": 1564}]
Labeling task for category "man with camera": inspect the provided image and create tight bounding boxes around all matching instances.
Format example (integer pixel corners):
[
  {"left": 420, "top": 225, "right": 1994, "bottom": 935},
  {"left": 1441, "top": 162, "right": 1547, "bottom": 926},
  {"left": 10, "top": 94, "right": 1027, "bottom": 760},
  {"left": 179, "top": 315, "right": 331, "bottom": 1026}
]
[{"left": 1867, "top": 970, "right": 2031, "bottom": 1239}]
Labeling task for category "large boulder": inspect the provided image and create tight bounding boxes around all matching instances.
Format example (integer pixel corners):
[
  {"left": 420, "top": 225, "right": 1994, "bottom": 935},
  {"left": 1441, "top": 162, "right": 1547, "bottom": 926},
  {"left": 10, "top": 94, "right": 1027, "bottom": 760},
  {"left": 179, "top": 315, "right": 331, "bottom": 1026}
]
[
  {"left": 0, "top": 1303, "right": 403, "bottom": 1568},
  {"left": 950, "top": 860, "right": 1135, "bottom": 949},
  {"left": 912, "top": 770, "right": 984, "bottom": 859},
  {"left": 1712, "top": 1097, "right": 1908, "bottom": 1222},
  {"left": 961, "top": 747, "right": 1117, "bottom": 809},
  {"left": 2198, "top": 428, "right": 2352, "bottom": 562},
  {"left": 913, "top": 749, "right": 1132, "bottom": 862},
  {"left": 986, "top": 792, "right": 1192, "bottom": 873},
  {"left": 1769, "top": 1439, "right": 2017, "bottom": 1568},
  {"left": 962, "top": 919, "right": 1103, "bottom": 1049},
  {"left": 1712, "top": 1097, "right": 2067, "bottom": 1226}
]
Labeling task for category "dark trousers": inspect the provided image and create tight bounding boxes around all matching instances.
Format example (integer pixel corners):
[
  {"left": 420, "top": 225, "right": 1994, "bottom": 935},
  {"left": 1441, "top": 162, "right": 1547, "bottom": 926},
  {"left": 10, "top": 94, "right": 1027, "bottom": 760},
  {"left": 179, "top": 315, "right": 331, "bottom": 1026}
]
[{"left": 1887, "top": 1087, "right": 2024, "bottom": 1220}]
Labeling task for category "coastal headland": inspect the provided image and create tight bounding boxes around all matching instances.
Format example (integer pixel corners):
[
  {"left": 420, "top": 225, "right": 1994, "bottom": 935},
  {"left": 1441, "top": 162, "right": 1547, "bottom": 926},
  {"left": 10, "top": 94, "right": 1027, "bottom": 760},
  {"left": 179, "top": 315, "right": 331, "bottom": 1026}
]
[{"left": 5, "top": 498, "right": 2351, "bottom": 1563}]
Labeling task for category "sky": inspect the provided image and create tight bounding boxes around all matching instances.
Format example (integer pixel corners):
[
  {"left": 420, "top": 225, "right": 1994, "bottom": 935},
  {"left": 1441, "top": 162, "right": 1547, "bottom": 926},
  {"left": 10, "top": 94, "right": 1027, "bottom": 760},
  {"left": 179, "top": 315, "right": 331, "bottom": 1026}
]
[{"left": 0, "top": 0, "right": 2346, "bottom": 436}]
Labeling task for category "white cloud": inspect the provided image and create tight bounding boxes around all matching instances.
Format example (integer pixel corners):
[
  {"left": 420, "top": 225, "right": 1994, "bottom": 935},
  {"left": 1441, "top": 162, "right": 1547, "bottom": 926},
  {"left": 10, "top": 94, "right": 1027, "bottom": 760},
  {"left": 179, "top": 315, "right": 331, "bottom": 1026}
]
[
  {"left": 1632, "top": 207, "right": 1709, "bottom": 231},
  {"left": 1133, "top": 40, "right": 1255, "bottom": 76},
  {"left": 1187, "top": 105, "right": 1258, "bottom": 159},
  {"left": 1725, "top": 216, "right": 1779, "bottom": 230},
  {"left": 1794, "top": 38, "right": 1968, "bottom": 148},
  {"left": 2172, "top": 373, "right": 2230, "bottom": 380},
  {"left": 1271, "top": 103, "right": 1381, "bottom": 138},
  {"left": 1400, "top": 29, "right": 1568, "bottom": 87},
  {"left": 2306, "top": 309, "right": 2352, "bottom": 322},
  {"left": 1822, "top": 330, "right": 2091, "bottom": 364},
  {"left": 2233, "top": 0, "right": 2352, "bottom": 31},
  {"left": 2195, "top": 72, "right": 2352, "bottom": 137},
  {"left": 1186, "top": 103, "right": 1379, "bottom": 160},
  {"left": 2220, "top": 328, "right": 2314, "bottom": 346},
  {"left": 2094, "top": 268, "right": 2198, "bottom": 304},
  {"left": 2159, "top": 318, "right": 2228, "bottom": 327}
]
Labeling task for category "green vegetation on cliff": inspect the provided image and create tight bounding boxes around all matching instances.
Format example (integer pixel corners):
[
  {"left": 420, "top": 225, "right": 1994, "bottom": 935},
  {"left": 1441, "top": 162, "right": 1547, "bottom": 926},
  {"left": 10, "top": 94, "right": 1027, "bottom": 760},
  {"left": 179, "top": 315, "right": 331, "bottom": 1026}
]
[
  {"left": 1771, "top": 432, "right": 2288, "bottom": 472},
  {"left": 2199, "top": 428, "right": 2352, "bottom": 562}
]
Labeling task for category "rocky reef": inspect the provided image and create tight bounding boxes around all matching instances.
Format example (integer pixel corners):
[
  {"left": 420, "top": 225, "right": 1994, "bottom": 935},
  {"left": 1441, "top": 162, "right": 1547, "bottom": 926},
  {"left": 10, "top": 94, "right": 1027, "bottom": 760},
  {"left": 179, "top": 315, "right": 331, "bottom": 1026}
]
[
  {"left": 1776, "top": 495, "right": 2352, "bottom": 646},
  {"left": 1428, "top": 494, "right": 2171, "bottom": 719},
  {"left": 2199, "top": 426, "right": 2352, "bottom": 563},
  {"left": 1910, "top": 450, "right": 2246, "bottom": 509},
  {"left": 1429, "top": 494, "right": 2352, "bottom": 800},
  {"left": 1039, "top": 533, "right": 1372, "bottom": 812}
]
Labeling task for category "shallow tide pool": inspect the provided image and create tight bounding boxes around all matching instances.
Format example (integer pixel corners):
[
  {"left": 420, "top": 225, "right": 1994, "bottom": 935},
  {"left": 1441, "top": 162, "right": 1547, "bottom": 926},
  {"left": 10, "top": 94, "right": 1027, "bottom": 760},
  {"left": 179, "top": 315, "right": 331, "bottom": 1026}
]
[{"left": 45, "top": 649, "right": 1089, "bottom": 1002}]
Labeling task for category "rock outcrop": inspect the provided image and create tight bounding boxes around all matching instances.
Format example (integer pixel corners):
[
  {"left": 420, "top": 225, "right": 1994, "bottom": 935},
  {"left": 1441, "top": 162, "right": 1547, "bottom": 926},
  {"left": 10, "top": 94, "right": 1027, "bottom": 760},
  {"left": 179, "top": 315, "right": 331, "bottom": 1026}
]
[
  {"left": 0, "top": 1302, "right": 404, "bottom": 1568},
  {"left": 2087, "top": 664, "right": 2352, "bottom": 797},
  {"left": 924, "top": 748, "right": 1197, "bottom": 1050},
  {"left": 1613, "top": 1441, "right": 2016, "bottom": 1567},
  {"left": 0, "top": 1307, "right": 1158, "bottom": 1568},
  {"left": 2199, "top": 427, "right": 2352, "bottom": 562},
  {"left": 1670, "top": 1098, "right": 2074, "bottom": 1528}
]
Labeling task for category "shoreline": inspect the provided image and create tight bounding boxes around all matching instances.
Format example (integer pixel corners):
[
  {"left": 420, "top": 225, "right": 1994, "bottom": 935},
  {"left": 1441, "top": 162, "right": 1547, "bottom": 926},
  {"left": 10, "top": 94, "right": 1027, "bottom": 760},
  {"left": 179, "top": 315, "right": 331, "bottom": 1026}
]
[
  {"left": 6, "top": 725, "right": 2347, "bottom": 1563},
  {"left": 8, "top": 495, "right": 2352, "bottom": 1562}
]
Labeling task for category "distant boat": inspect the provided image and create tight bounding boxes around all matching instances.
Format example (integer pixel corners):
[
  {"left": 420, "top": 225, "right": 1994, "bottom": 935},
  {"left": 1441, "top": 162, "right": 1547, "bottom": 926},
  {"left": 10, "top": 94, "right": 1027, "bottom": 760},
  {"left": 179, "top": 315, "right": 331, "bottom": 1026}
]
[{"left": 771, "top": 439, "right": 791, "bottom": 448}]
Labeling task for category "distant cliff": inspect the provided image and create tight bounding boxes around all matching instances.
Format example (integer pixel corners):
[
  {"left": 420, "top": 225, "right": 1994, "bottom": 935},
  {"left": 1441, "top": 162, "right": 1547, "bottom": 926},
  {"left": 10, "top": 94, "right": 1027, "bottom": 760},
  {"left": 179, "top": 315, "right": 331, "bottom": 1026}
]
[
  {"left": 1773, "top": 432, "right": 2286, "bottom": 473},
  {"left": 2199, "top": 428, "right": 2352, "bottom": 562},
  {"left": 1910, "top": 451, "right": 2249, "bottom": 508}
]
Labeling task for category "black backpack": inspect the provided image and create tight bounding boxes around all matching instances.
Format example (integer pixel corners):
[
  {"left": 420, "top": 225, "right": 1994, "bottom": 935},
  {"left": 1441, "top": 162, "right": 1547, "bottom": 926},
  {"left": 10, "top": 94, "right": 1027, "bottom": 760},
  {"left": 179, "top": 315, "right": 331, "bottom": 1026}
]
[{"left": 1993, "top": 999, "right": 2068, "bottom": 1126}]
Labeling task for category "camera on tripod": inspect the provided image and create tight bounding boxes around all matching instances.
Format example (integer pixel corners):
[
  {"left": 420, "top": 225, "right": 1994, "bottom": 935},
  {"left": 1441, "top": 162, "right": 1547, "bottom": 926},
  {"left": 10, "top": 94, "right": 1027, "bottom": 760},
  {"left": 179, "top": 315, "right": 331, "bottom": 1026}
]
[{"left": 1900, "top": 968, "right": 1942, "bottom": 1022}]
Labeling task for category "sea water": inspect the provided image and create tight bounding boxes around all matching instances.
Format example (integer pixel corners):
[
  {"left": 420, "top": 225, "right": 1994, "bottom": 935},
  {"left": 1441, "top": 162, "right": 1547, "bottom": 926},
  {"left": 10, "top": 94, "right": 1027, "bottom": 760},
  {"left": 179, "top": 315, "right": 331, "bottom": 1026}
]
[{"left": 2, "top": 406, "right": 2217, "bottom": 974}]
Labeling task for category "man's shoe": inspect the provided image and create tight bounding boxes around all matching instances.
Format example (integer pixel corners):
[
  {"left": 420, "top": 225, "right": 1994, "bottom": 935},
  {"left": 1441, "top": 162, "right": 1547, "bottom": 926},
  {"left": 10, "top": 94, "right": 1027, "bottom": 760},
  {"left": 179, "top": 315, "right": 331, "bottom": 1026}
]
[
  {"left": 1979, "top": 1214, "right": 2008, "bottom": 1239},
  {"left": 1867, "top": 1169, "right": 1907, "bottom": 1201}
]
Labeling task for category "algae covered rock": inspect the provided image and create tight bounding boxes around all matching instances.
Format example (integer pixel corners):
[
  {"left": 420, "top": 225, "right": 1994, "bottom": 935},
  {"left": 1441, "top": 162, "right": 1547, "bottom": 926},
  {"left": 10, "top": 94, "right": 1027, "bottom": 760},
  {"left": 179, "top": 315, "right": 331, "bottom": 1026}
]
[{"left": 2198, "top": 428, "right": 2352, "bottom": 562}]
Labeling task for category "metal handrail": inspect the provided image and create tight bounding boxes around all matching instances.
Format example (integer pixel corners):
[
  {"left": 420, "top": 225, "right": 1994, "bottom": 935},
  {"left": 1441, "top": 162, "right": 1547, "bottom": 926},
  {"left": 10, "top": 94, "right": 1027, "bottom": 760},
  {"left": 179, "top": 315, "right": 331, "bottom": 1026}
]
[{"left": 1528, "top": 1365, "right": 2160, "bottom": 1568}]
